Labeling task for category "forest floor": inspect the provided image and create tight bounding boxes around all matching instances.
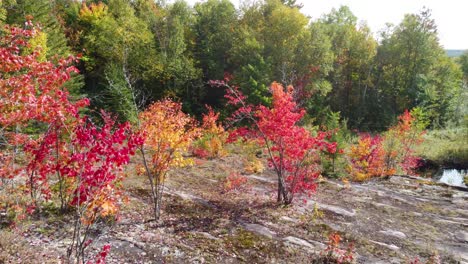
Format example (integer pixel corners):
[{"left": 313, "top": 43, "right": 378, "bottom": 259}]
[{"left": 2, "top": 154, "right": 468, "bottom": 264}]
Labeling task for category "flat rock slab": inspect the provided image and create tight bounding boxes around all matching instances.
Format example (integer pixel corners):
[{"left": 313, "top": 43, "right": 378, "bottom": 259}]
[
  {"left": 245, "top": 175, "right": 276, "bottom": 183},
  {"left": 371, "top": 202, "right": 399, "bottom": 210},
  {"left": 455, "top": 231, "right": 468, "bottom": 243},
  {"left": 379, "top": 230, "right": 407, "bottom": 239},
  {"left": 241, "top": 223, "right": 277, "bottom": 239},
  {"left": 369, "top": 240, "right": 400, "bottom": 251},
  {"left": 169, "top": 191, "right": 216, "bottom": 209},
  {"left": 311, "top": 202, "right": 356, "bottom": 217},
  {"left": 191, "top": 231, "right": 220, "bottom": 241},
  {"left": 280, "top": 216, "right": 299, "bottom": 223},
  {"left": 283, "top": 236, "right": 317, "bottom": 250}
]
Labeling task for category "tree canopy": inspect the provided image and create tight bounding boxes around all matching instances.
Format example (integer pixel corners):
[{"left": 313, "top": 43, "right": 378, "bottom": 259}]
[{"left": 2, "top": 0, "right": 465, "bottom": 130}]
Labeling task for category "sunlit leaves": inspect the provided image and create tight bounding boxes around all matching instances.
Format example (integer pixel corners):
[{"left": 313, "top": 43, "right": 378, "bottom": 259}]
[
  {"left": 138, "top": 99, "right": 200, "bottom": 219},
  {"left": 347, "top": 134, "right": 392, "bottom": 182},
  {"left": 140, "top": 99, "right": 200, "bottom": 170},
  {"left": 70, "top": 113, "right": 142, "bottom": 225},
  {"left": 348, "top": 109, "right": 425, "bottom": 180},
  {"left": 192, "top": 106, "right": 227, "bottom": 159},
  {"left": 225, "top": 81, "right": 337, "bottom": 204}
]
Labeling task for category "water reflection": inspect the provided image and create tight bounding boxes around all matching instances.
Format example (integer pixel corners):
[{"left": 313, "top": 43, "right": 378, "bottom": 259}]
[{"left": 438, "top": 169, "right": 467, "bottom": 188}]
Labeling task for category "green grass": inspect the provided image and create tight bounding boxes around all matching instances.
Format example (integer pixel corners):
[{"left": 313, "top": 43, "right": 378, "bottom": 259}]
[{"left": 416, "top": 127, "right": 468, "bottom": 167}]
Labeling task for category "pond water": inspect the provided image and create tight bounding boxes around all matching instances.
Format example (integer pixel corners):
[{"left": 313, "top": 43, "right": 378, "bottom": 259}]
[{"left": 437, "top": 169, "right": 467, "bottom": 188}]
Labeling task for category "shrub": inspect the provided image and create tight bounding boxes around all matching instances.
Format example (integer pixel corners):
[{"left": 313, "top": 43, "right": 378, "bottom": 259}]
[
  {"left": 0, "top": 23, "right": 142, "bottom": 263},
  {"left": 314, "top": 233, "right": 355, "bottom": 264},
  {"left": 138, "top": 99, "right": 200, "bottom": 220},
  {"left": 192, "top": 106, "right": 227, "bottom": 159},
  {"left": 320, "top": 111, "right": 350, "bottom": 178},
  {"left": 221, "top": 173, "right": 249, "bottom": 193},
  {"left": 383, "top": 109, "right": 425, "bottom": 175},
  {"left": 347, "top": 134, "right": 394, "bottom": 181},
  {"left": 347, "top": 109, "right": 425, "bottom": 180},
  {"left": 218, "top": 81, "right": 337, "bottom": 204}
]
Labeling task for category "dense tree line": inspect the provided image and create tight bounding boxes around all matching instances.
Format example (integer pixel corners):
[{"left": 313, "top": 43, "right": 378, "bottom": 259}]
[{"left": 1, "top": 0, "right": 466, "bottom": 130}]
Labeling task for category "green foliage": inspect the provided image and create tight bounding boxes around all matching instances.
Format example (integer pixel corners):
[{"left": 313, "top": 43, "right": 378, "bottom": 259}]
[
  {"left": 1, "top": 0, "right": 464, "bottom": 131},
  {"left": 460, "top": 51, "right": 468, "bottom": 79},
  {"left": 0, "top": 0, "right": 8, "bottom": 24},
  {"left": 194, "top": 0, "right": 236, "bottom": 80},
  {"left": 321, "top": 111, "right": 352, "bottom": 178},
  {"left": 375, "top": 8, "right": 462, "bottom": 128},
  {"left": 73, "top": 0, "right": 157, "bottom": 119},
  {"left": 317, "top": 6, "right": 377, "bottom": 129},
  {"left": 6, "top": 0, "right": 71, "bottom": 58},
  {"left": 416, "top": 127, "right": 468, "bottom": 168},
  {"left": 102, "top": 63, "right": 139, "bottom": 124}
]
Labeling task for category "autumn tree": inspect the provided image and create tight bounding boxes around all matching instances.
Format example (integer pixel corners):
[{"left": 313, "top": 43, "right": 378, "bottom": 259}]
[
  {"left": 0, "top": 22, "right": 89, "bottom": 209},
  {"left": 138, "top": 99, "right": 200, "bottom": 220},
  {"left": 0, "top": 23, "right": 142, "bottom": 262},
  {"left": 220, "top": 81, "right": 336, "bottom": 204},
  {"left": 66, "top": 113, "right": 142, "bottom": 263}
]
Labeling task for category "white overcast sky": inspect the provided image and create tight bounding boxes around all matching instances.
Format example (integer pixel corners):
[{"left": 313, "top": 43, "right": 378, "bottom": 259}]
[{"left": 182, "top": 0, "right": 468, "bottom": 50}]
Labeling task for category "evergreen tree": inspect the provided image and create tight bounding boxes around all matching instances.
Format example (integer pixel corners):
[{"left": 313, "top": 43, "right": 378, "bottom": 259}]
[{"left": 6, "top": 0, "right": 71, "bottom": 58}]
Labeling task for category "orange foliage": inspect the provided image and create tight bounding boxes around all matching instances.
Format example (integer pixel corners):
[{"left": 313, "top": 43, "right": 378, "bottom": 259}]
[
  {"left": 139, "top": 99, "right": 200, "bottom": 172},
  {"left": 347, "top": 134, "right": 395, "bottom": 181},
  {"left": 348, "top": 109, "right": 425, "bottom": 181},
  {"left": 138, "top": 99, "right": 200, "bottom": 219},
  {"left": 192, "top": 106, "right": 227, "bottom": 159},
  {"left": 383, "top": 110, "right": 424, "bottom": 175},
  {"left": 321, "top": 233, "right": 355, "bottom": 264},
  {"left": 221, "top": 173, "right": 249, "bottom": 193}
]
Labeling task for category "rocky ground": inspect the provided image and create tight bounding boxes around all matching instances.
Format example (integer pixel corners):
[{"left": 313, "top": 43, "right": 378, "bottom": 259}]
[{"left": 1, "top": 154, "right": 467, "bottom": 263}]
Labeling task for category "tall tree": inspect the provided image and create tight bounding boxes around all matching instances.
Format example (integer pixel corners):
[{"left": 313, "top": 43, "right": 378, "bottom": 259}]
[
  {"left": 192, "top": 0, "right": 236, "bottom": 109},
  {"left": 375, "top": 8, "right": 461, "bottom": 127},
  {"left": 229, "top": 0, "right": 334, "bottom": 112},
  {"left": 317, "top": 6, "right": 377, "bottom": 128},
  {"left": 193, "top": 0, "right": 236, "bottom": 80},
  {"left": 135, "top": 0, "right": 202, "bottom": 113},
  {"left": 74, "top": 0, "right": 157, "bottom": 121}
]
